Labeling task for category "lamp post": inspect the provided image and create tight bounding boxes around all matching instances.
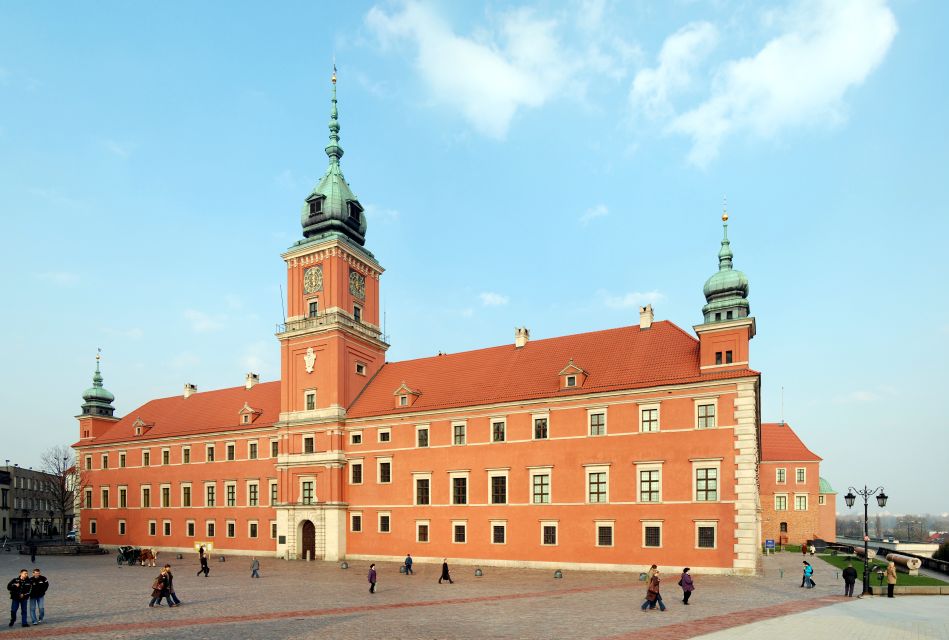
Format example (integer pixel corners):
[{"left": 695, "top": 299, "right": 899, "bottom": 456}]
[{"left": 844, "top": 486, "right": 888, "bottom": 595}]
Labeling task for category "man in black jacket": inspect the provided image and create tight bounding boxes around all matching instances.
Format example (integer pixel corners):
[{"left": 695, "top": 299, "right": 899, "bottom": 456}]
[
  {"left": 29, "top": 569, "right": 49, "bottom": 624},
  {"left": 842, "top": 562, "right": 858, "bottom": 597},
  {"left": 7, "top": 569, "right": 31, "bottom": 628}
]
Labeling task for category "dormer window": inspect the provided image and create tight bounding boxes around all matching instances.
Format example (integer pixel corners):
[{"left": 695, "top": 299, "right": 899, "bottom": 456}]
[
  {"left": 399, "top": 395, "right": 408, "bottom": 407},
  {"left": 394, "top": 382, "right": 421, "bottom": 408},
  {"left": 566, "top": 375, "right": 577, "bottom": 387},
  {"left": 348, "top": 201, "right": 362, "bottom": 221},
  {"left": 558, "top": 359, "right": 587, "bottom": 389},
  {"left": 308, "top": 198, "right": 323, "bottom": 216},
  {"left": 242, "top": 414, "right": 250, "bottom": 424}
]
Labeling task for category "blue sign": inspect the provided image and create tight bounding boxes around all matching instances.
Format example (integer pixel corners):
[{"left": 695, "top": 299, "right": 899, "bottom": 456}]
[{"left": 765, "top": 539, "right": 775, "bottom": 549}]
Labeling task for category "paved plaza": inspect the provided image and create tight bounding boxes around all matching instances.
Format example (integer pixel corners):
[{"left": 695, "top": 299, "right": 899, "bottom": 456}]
[{"left": 1, "top": 550, "right": 945, "bottom": 639}]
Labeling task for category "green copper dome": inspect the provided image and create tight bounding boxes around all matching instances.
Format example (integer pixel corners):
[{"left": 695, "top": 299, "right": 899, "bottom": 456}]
[
  {"left": 818, "top": 477, "right": 836, "bottom": 494},
  {"left": 81, "top": 354, "right": 116, "bottom": 417},
  {"left": 702, "top": 212, "right": 750, "bottom": 323},
  {"left": 300, "top": 69, "right": 368, "bottom": 246}
]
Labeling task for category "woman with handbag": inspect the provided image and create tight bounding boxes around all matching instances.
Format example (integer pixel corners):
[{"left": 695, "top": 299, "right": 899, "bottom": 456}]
[
  {"left": 148, "top": 568, "right": 170, "bottom": 608},
  {"left": 679, "top": 568, "right": 694, "bottom": 604},
  {"left": 640, "top": 570, "right": 666, "bottom": 611}
]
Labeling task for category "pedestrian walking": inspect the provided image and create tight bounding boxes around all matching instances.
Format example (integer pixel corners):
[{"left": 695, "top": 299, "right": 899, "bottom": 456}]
[
  {"left": 7, "top": 569, "right": 31, "bottom": 627},
  {"left": 368, "top": 564, "right": 377, "bottom": 594},
  {"left": 439, "top": 559, "right": 453, "bottom": 584},
  {"left": 801, "top": 560, "right": 810, "bottom": 587},
  {"left": 163, "top": 565, "right": 181, "bottom": 605},
  {"left": 29, "top": 544, "right": 36, "bottom": 564},
  {"left": 404, "top": 554, "right": 413, "bottom": 575},
  {"left": 679, "top": 568, "right": 694, "bottom": 605},
  {"left": 148, "top": 568, "right": 173, "bottom": 607},
  {"left": 28, "top": 569, "right": 48, "bottom": 625},
  {"left": 809, "top": 544, "right": 816, "bottom": 556},
  {"left": 842, "top": 562, "right": 857, "bottom": 597},
  {"left": 641, "top": 570, "right": 666, "bottom": 611},
  {"left": 251, "top": 558, "right": 260, "bottom": 579},
  {"left": 197, "top": 546, "right": 210, "bottom": 577},
  {"left": 803, "top": 562, "right": 815, "bottom": 589},
  {"left": 886, "top": 561, "right": 897, "bottom": 598}
]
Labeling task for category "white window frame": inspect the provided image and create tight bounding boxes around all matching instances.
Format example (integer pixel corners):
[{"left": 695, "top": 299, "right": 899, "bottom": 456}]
[
  {"left": 774, "top": 493, "right": 788, "bottom": 511},
  {"left": 304, "top": 389, "right": 316, "bottom": 412},
  {"left": 449, "top": 470, "right": 470, "bottom": 505},
  {"left": 248, "top": 520, "right": 259, "bottom": 538},
  {"left": 691, "top": 458, "right": 722, "bottom": 503},
  {"left": 351, "top": 512, "right": 363, "bottom": 532},
  {"left": 299, "top": 477, "right": 316, "bottom": 505},
  {"left": 180, "top": 483, "right": 192, "bottom": 508},
  {"left": 302, "top": 433, "right": 316, "bottom": 454},
  {"left": 584, "top": 464, "right": 611, "bottom": 504},
  {"left": 532, "top": 412, "right": 550, "bottom": 440},
  {"left": 695, "top": 520, "right": 718, "bottom": 549},
  {"left": 490, "top": 417, "right": 507, "bottom": 443},
  {"left": 794, "top": 493, "right": 808, "bottom": 511},
  {"left": 161, "top": 447, "right": 171, "bottom": 465},
  {"left": 206, "top": 520, "right": 215, "bottom": 537},
  {"left": 186, "top": 520, "right": 195, "bottom": 537},
  {"left": 181, "top": 446, "right": 190, "bottom": 464},
  {"left": 140, "top": 485, "right": 151, "bottom": 509},
  {"left": 595, "top": 520, "right": 615, "bottom": 547},
  {"left": 529, "top": 466, "right": 553, "bottom": 504},
  {"left": 452, "top": 420, "right": 467, "bottom": 445},
  {"left": 540, "top": 520, "right": 559, "bottom": 546},
  {"left": 490, "top": 519, "right": 507, "bottom": 545},
  {"left": 350, "top": 459, "right": 364, "bottom": 485},
  {"left": 415, "top": 424, "right": 430, "bottom": 448},
  {"left": 147, "top": 520, "right": 156, "bottom": 536},
  {"left": 270, "top": 521, "right": 277, "bottom": 539},
  {"left": 565, "top": 374, "right": 577, "bottom": 387},
  {"left": 399, "top": 395, "right": 408, "bottom": 407},
  {"left": 203, "top": 481, "right": 216, "bottom": 507},
  {"left": 412, "top": 472, "right": 432, "bottom": 506},
  {"left": 118, "top": 520, "right": 126, "bottom": 536},
  {"left": 226, "top": 520, "right": 236, "bottom": 538},
  {"left": 795, "top": 467, "right": 806, "bottom": 484},
  {"left": 818, "top": 494, "right": 826, "bottom": 505},
  {"left": 416, "top": 519, "right": 430, "bottom": 543},
  {"left": 224, "top": 481, "right": 237, "bottom": 507},
  {"left": 159, "top": 483, "right": 171, "bottom": 508},
  {"left": 587, "top": 407, "right": 607, "bottom": 436},
  {"left": 269, "top": 439, "right": 279, "bottom": 458},
  {"left": 224, "top": 441, "right": 237, "bottom": 461},
  {"left": 694, "top": 397, "right": 718, "bottom": 429},
  {"left": 118, "top": 451, "right": 127, "bottom": 468},
  {"left": 641, "top": 520, "right": 663, "bottom": 548},
  {"left": 776, "top": 467, "right": 787, "bottom": 484},
  {"left": 247, "top": 440, "right": 258, "bottom": 459},
  {"left": 635, "top": 461, "right": 663, "bottom": 503},
  {"left": 247, "top": 480, "right": 259, "bottom": 507},
  {"left": 376, "top": 457, "right": 393, "bottom": 485},
  {"left": 162, "top": 520, "right": 171, "bottom": 536},
  {"left": 349, "top": 431, "right": 363, "bottom": 445},
  {"left": 377, "top": 511, "right": 392, "bottom": 534},
  {"left": 639, "top": 403, "right": 661, "bottom": 432},
  {"left": 377, "top": 428, "right": 391, "bottom": 444},
  {"left": 451, "top": 520, "right": 467, "bottom": 544},
  {"left": 355, "top": 361, "right": 367, "bottom": 376},
  {"left": 487, "top": 468, "right": 510, "bottom": 505}
]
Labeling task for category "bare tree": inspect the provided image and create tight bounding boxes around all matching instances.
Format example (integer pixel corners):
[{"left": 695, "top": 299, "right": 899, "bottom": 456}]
[{"left": 41, "top": 445, "right": 87, "bottom": 544}]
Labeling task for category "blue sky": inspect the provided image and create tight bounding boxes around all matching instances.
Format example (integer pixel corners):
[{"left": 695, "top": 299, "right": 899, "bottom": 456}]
[{"left": 1, "top": 1, "right": 946, "bottom": 515}]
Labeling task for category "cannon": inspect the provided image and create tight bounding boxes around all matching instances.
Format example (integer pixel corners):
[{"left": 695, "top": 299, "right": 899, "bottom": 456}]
[
  {"left": 886, "top": 553, "right": 922, "bottom": 576},
  {"left": 854, "top": 547, "right": 877, "bottom": 561}
]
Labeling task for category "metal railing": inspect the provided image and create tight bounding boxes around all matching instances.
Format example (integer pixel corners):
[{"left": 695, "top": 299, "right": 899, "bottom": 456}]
[{"left": 276, "top": 311, "right": 387, "bottom": 343}]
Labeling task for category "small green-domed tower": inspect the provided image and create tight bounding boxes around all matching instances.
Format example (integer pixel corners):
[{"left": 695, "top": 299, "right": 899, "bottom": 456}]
[
  {"left": 80, "top": 352, "right": 116, "bottom": 418},
  {"left": 702, "top": 209, "right": 750, "bottom": 323},
  {"left": 299, "top": 68, "right": 368, "bottom": 246}
]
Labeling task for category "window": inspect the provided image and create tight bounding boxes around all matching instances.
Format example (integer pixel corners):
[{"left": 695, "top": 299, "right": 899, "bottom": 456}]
[
  {"left": 270, "top": 481, "right": 278, "bottom": 505},
  {"left": 795, "top": 495, "right": 808, "bottom": 511},
  {"left": 532, "top": 473, "right": 551, "bottom": 504},
  {"left": 533, "top": 416, "right": 548, "bottom": 440},
  {"left": 118, "top": 520, "right": 126, "bottom": 535},
  {"left": 249, "top": 522, "right": 258, "bottom": 538},
  {"left": 148, "top": 521, "right": 156, "bottom": 536},
  {"left": 452, "top": 476, "right": 468, "bottom": 505},
  {"left": 355, "top": 362, "right": 366, "bottom": 375},
  {"left": 492, "top": 420, "right": 506, "bottom": 442},
  {"left": 206, "top": 484, "right": 216, "bottom": 507},
  {"left": 774, "top": 494, "right": 788, "bottom": 511},
  {"left": 143, "top": 450, "right": 150, "bottom": 466},
  {"left": 491, "top": 475, "right": 507, "bottom": 504},
  {"left": 378, "top": 429, "right": 391, "bottom": 443},
  {"left": 696, "top": 403, "right": 716, "bottom": 429},
  {"left": 776, "top": 468, "right": 786, "bottom": 484},
  {"left": 141, "top": 487, "right": 150, "bottom": 508},
  {"left": 566, "top": 375, "right": 576, "bottom": 387},
  {"left": 378, "top": 513, "right": 391, "bottom": 533},
  {"left": 84, "top": 455, "right": 91, "bottom": 470},
  {"left": 492, "top": 522, "right": 506, "bottom": 544},
  {"left": 697, "top": 523, "right": 716, "bottom": 549},
  {"left": 415, "top": 477, "right": 430, "bottom": 505},
  {"left": 90, "top": 520, "right": 97, "bottom": 535},
  {"left": 271, "top": 522, "right": 277, "bottom": 539},
  {"left": 726, "top": 350, "right": 733, "bottom": 364},
  {"left": 416, "top": 521, "right": 429, "bottom": 543},
  {"left": 305, "top": 391, "right": 316, "bottom": 411},
  {"left": 301, "top": 481, "right": 314, "bottom": 505},
  {"left": 182, "top": 447, "right": 190, "bottom": 464},
  {"left": 249, "top": 443, "right": 258, "bottom": 460},
  {"left": 119, "top": 452, "right": 126, "bottom": 468},
  {"left": 453, "top": 523, "right": 467, "bottom": 543},
  {"left": 378, "top": 460, "right": 392, "bottom": 484},
  {"left": 695, "top": 468, "right": 718, "bottom": 501},
  {"left": 303, "top": 436, "right": 315, "bottom": 454},
  {"left": 182, "top": 485, "right": 192, "bottom": 507},
  {"left": 796, "top": 468, "right": 806, "bottom": 483},
  {"left": 226, "top": 521, "right": 235, "bottom": 538},
  {"left": 350, "top": 432, "right": 362, "bottom": 445},
  {"left": 639, "top": 469, "right": 660, "bottom": 503},
  {"left": 248, "top": 483, "right": 259, "bottom": 507},
  {"left": 351, "top": 462, "right": 363, "bottom": 484},
  {"left": 780, "top": 522, "right": 788, "bottom": 533},
  {"left": 589, "top": 411, "right": 606, "bottom": 436},
  {"left": 161, "top": 486, "right": 170, "bottom": 508},
  {"left": 207, "top": 521, "right": 215, "bottom": 537},
  {"left": 640, "top": 406, "right": 659, "bottom": 432},
  {"left": 416, "top": 426, "right": 429, "bottom": 448},
  {"left": 542, "top": 523, "right": 558, "bottom": 546},
  {"left": 119, "top": 487, "right": 127, "bottom": 508},
  {"left": 162, "top": 449, "right": 170, "bottom": 465},
  {"left": 453, "top": 422, "right": 466, "bottom": 445},
  {"left": 597, "top": 523, "right": 614, "bottom": 547},
  {"left": 163, "top": 521, "right": 171, "bottom": 536},
  {"left": 101, "top": 488, "right": 110, "bottom": 508},
  {"left": 206, "top": 446, "right": 214, "bottom": 462},
  {"left": 226, "top": 443, "right": 235, "bottom": 461},
  {"left": 353, "top": 305, "right": 361, "bottom": 323},
  {"left": 818, "top": 495, "right": 826, "bottom": 505},
  {"left": 587, "top": 469, "right": 608, "bottom": 503},
  {"left": 226, "top": 483, "right": 236, "bottom": 507},
  {"left": 399, "top": 395, "right": 408, "bottom": 407},
  {"left": 187, "top": 521, "right": 195, "bottom": 537},
  {"left": 715, "top": 351, "right": 722, "bottom": 365},
  {"left": 643, "top": 523, "right": 662, "bottom": 548},
  {"left": 270, "top": 441, "right": 279, "bottom": 457},
  {"left": 351, "top": 513, "right": 362, "bottom": 532},
  {"left": 308, "top": 300, "right": 318, "bottom": 318},
  {"left": 102, "top": 454, "right": 109, "bottom": 469},
  {"left": 309, "top": 198, "right": 322, "bottom": 215}
]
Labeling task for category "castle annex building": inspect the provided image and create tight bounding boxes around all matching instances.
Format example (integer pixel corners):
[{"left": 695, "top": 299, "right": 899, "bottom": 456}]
[{"left": 74, "top": 74, "right": 826, "bottom": 574}]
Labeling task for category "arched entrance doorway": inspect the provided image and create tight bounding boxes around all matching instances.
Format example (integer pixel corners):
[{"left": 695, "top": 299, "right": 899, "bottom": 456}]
[{"left": 300, "top": 520, "right": 316, "bottom": 560}]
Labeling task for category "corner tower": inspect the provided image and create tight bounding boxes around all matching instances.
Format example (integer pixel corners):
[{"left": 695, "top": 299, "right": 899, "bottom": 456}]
[
  {"left": 77, "top": 351, "right": 120, "bottom": 441},
  {"left": 277, "top": 69, "right": 388, "bottom": 418},
  {"left": 695, "top": 208, "right": 755, "bottom": 372}
]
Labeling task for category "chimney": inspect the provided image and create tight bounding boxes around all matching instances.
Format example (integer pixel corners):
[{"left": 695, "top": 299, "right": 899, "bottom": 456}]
[
  {"left": 183, "top": 383, "right": 197, "bottom": 398},
  {"left": 245, "top": 373, "right": 259, "bottom": 390},
  {"left": 639, "top": 304, "right": 654, "bottom": 330},
  {"left": 515, "top": 327, "right": 530, "bottom": 348}
]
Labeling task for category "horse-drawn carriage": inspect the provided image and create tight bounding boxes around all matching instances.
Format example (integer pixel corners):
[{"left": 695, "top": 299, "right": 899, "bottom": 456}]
[{"left": 116, "top": 546, "right": 158, "bottom": 566}]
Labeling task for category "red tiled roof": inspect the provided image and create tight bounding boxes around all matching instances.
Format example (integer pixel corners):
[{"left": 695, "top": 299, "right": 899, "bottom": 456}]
[
  {"left": 90, "top": 381, "right": 281, "bottom": 445},
  {"left": 348, "top": 321, "right": 758, "bottom": 418},
  {"left": 760, "top": 422, "right": 822, "bottom": 462}
]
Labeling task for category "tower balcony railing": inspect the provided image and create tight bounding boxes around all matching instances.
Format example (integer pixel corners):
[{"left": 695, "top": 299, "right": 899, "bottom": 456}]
[{"left": 276, "top": 310, "right": 388, "bottom": 344}]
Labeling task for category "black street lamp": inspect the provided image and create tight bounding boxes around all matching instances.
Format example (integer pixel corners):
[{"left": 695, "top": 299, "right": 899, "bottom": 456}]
[{"left": 844, "top": 485, "right": 888, "bottom": 595}]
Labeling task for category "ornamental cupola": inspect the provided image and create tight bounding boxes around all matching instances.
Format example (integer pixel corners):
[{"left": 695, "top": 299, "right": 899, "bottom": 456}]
[
  {"left": 80, "top": 352, "right": 116, "bottom": 418},
  {"left": 299, "top": 67, "right": 368, "bottom": 246},
  {"left": 702, "top": 209, "right": 750, "bottom": 324}
]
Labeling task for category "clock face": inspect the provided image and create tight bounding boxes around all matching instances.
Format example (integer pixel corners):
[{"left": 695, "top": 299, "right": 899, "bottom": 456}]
[
  {"left": 349, "top": 270, "right": 366, "bottom": 300},
  {"left": 303, "top": 266, "right": 323, "bottom": 294}
]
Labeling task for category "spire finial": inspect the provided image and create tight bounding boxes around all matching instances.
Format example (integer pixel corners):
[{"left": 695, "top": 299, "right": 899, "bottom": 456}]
[
  {"left": 717, "top": 200, "right": 733, "bottom": 270},
  {"left": 93, "top": 348, "right": 103, "bottom": 386},
  {"left": 325, "top": 63, "right": 343, "bottom": 166}
]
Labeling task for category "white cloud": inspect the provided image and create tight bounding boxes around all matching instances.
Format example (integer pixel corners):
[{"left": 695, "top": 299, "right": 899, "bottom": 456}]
[
  {"left": 634, "top": 0, "right": 897, "bottom": 167},
  {"left": 36, "top": 271, "right": 79, "bottom": 286},
  {"left": 183, "top": 309, "right": 225, "bottom": 333},
  {"left": 366, "top": 2, "right": 634, "bottom": 139},
  {"left": 579, "top": 204, "right": 609, "bottom": 225},
  {"left": 479, "top": 292, "right": 509, "bottom": 306},
  {"left": 364, "top": 203, "right": 400, "bottom": 221},
  {"left": 600, "top": 289, "right": 664, "bottom": 309}
]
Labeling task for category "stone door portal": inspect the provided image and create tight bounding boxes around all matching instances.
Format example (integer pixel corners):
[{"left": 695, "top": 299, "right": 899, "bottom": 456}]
[{"left": 301, "top": 520, "right": 316, "bottom": 560}]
